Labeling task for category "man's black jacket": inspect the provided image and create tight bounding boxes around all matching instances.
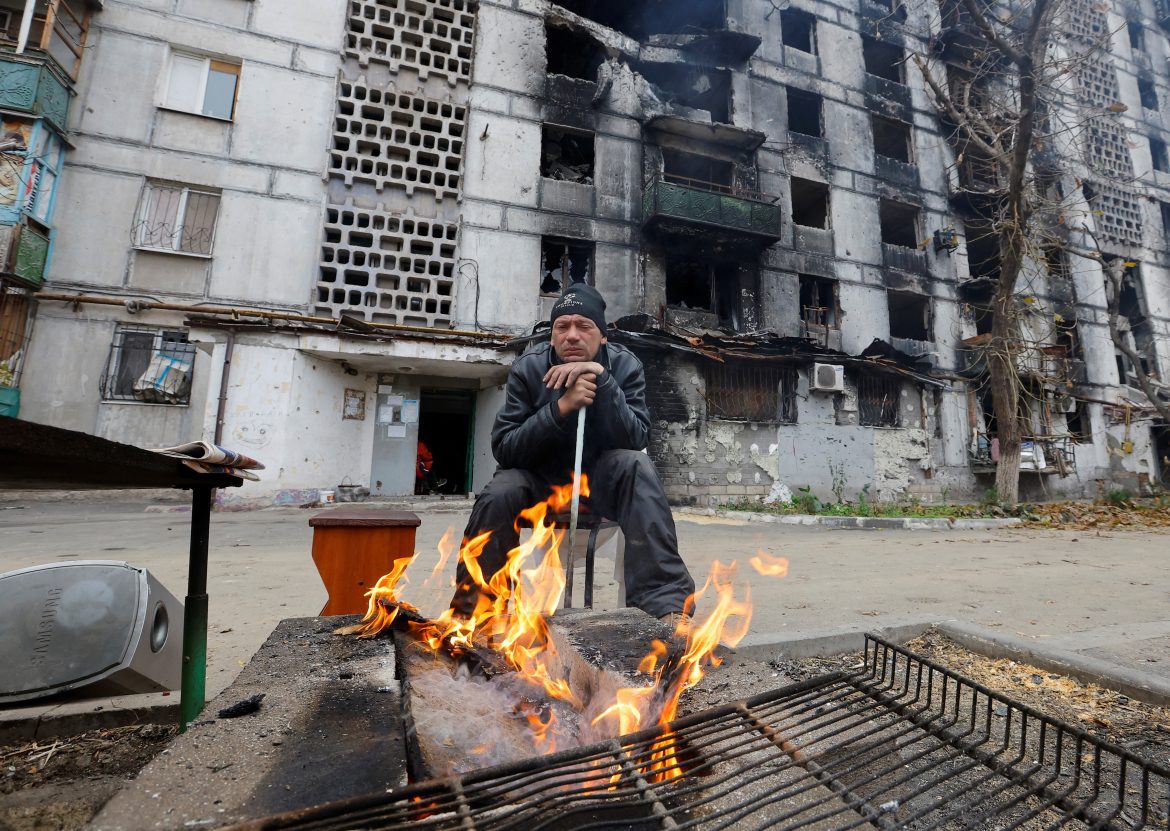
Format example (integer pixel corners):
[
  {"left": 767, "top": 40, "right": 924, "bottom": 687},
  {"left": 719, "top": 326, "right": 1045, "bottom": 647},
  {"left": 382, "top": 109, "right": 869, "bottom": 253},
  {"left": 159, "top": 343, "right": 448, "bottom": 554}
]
[{"left": 491, "top": 341, "right": 650, "bottom": 477}]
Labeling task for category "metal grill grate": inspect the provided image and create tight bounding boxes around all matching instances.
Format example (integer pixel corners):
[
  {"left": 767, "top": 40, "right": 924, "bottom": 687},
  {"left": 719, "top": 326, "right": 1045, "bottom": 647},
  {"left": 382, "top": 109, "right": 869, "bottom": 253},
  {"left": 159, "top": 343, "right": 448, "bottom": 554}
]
[{"left": 234, "top": 635, "right": 1170, "bottom": 830}]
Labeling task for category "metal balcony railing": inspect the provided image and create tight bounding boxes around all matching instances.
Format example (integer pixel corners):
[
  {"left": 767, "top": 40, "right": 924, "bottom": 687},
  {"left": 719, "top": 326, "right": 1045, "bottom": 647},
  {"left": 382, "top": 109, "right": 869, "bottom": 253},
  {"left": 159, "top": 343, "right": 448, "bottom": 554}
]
[{"left": 642, "top": 175, "right": 783, "bottom": 243}]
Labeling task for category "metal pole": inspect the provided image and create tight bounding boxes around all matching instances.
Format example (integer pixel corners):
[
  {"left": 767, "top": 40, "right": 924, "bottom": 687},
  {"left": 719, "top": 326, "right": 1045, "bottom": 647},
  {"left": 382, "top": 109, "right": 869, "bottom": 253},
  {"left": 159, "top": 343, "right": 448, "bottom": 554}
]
[
  {"left": 180, "top": 486, "right": 212, "bottom": 730},
  {"left": 564, "top": 407, "right": 586, "bottom": 608}
]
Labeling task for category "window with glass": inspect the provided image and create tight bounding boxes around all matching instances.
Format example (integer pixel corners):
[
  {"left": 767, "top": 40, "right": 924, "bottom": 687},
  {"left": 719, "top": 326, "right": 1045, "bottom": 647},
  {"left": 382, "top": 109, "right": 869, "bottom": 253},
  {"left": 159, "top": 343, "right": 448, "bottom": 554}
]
[{"left": 163, "top": 52, "right": 241, "bottom": 120}]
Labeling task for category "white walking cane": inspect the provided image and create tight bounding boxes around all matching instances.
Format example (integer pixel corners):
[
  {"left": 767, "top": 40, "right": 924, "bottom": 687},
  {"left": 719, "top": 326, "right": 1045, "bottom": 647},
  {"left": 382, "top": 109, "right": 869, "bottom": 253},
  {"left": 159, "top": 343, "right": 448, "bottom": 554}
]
[{"left": 563, "top": 406, "right": 586, "bottom": 608}]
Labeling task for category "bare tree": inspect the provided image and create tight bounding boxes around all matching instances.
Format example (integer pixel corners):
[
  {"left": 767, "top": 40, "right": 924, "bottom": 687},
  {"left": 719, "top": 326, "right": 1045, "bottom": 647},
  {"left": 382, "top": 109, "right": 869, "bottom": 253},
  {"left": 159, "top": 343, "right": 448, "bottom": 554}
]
[{"left": 912, "top": 0, "right": 1082, "bottom": 505}]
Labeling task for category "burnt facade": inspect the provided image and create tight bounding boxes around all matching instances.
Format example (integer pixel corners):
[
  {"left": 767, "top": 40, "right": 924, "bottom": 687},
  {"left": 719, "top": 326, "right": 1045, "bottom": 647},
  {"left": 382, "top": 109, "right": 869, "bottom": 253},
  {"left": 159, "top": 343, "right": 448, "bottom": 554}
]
[
  {"left": 456, "top": 0, "right": 1170, "bottom": 504},
  {"left": 21, "top": 0, "right": 1168, "bottom": 506}
]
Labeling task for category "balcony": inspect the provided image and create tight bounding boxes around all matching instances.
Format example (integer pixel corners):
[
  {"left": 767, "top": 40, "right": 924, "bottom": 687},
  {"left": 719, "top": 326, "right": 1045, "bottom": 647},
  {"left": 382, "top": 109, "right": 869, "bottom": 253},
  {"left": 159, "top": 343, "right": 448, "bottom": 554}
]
[
  {"left": 0, "top": 51, "right": 71, "bottom": 132},
  {"left": 958, "top": 337, "right": 1086, "bottom": 386},
  {"left": 0, "top": 220, "right": 50, "bottom": 287},
  {"left": 642, "top": 175, "right": 783, "bottom": 247},
  {"left": 970, "top": 433, "right": 1077, "bottom": 476}
]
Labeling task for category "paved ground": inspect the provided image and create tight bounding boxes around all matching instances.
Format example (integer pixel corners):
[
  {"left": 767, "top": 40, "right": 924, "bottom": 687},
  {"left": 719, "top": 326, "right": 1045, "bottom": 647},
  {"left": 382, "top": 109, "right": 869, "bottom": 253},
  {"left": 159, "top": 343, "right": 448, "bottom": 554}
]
[{"left": 2, "top": 496, "right": 1169, "bottom": 699}]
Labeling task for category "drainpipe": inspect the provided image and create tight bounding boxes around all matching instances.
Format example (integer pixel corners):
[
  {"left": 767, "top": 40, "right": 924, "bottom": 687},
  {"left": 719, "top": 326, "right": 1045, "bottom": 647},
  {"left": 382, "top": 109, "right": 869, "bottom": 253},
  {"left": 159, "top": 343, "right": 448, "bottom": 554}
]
[{"left": 213, "top": 330, "right": 235, "bottom": 447}]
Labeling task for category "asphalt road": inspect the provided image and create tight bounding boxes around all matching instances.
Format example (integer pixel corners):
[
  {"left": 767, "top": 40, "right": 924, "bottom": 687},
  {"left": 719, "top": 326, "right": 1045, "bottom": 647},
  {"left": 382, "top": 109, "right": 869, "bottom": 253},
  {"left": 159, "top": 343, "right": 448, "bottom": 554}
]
[{"left": 2, "top": 497, "right": 1168, "bottom": 698}]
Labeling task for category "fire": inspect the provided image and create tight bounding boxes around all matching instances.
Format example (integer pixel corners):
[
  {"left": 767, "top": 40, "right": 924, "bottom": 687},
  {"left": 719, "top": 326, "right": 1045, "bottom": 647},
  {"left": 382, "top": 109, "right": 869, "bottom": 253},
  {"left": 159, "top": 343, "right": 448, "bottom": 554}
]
[
  {"left": 749, "top": 551, "right": 789, "bottom": 577},
  {"left": 355, "top": 477, "right": 785, "bottom": 786}
]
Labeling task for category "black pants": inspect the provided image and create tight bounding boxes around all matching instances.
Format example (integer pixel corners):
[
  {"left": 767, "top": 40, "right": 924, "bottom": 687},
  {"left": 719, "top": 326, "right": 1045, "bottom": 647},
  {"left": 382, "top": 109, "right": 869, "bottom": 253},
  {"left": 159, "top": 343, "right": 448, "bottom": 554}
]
[{"left": 451, "top": 450, "right": 695, "bottom": 619}]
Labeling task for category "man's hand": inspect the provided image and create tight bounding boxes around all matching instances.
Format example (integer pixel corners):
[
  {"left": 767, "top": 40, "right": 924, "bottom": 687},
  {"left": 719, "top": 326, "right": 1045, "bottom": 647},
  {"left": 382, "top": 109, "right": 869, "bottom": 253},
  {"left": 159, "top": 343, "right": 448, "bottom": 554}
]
[
  {"left": 544, "top": 361, "right": 604, "bottom": 390},
  {"left": 547, "top": 361, "right": 604, "bottom": 418}
]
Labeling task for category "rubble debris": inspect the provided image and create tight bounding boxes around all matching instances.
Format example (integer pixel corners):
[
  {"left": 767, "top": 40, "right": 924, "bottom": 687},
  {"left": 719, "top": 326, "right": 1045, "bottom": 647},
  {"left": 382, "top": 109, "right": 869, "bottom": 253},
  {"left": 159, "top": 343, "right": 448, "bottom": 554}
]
[{"left": 216, "top": 693, "right": 265, "bottom": 719}]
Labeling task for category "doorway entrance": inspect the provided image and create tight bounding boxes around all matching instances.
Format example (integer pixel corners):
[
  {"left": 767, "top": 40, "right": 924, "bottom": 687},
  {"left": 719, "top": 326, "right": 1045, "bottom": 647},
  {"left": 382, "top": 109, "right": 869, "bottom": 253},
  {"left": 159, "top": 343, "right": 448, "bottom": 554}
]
[{"left": 417, "top": 388, "right": 475, "bottom": 494}]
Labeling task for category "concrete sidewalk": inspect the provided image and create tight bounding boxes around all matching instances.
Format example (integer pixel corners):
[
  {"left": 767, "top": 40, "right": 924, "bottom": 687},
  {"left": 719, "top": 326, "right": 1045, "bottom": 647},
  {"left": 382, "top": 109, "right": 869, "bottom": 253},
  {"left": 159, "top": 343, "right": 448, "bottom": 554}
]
[{"left": 2, "top": 497, "right": 1169, "bottom": 713}]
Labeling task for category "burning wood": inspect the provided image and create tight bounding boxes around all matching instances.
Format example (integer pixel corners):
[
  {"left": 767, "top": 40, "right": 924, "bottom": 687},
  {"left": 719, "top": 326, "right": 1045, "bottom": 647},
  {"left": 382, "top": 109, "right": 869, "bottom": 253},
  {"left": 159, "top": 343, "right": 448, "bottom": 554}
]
[{"left": 349, "top": 477, "right": 778, "bottom": 783}]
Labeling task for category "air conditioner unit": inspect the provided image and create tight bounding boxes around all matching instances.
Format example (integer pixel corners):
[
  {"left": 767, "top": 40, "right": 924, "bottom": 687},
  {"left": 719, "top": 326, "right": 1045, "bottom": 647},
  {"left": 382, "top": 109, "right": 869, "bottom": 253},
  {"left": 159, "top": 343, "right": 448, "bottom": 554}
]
[
  {"left": 811, "top": 363, "right": 845, "bottom": 393},
  {"left": 0, "top": 561, "right": 184, "bottom": 704},
  {"left": 1054, "top": 394, "right": 1077, "bottom": 414}
]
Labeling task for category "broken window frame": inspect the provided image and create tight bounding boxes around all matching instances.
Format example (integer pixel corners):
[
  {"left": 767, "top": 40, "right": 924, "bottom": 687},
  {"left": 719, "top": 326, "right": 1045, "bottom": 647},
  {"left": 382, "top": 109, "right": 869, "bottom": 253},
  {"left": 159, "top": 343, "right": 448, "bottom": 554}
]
[
  {"left": 790, "top": 177, "right": 831, "bottom": 229},
  {"left": 780, "top": 8, "right": 816, "bottom": 54},
  {"left": 1151, "top": 137, "right": 1169, "bottom": 172},
  {"left": 162, "top": 51, "right": 242, "bottom": 121},
  {"left": 540, "top": 124, "right": 596, "bottom": 184},
  {"left": 786, "top": 86, "right": 823, "bottom": 138},
  {"left": 133, "top": 181, "right": 222, "bottom": 257},
  {"left": 540, "top": 236, "right": 594, "bottom": 296},
  {"left": 871, "top": 114, "right": 913, "bottom": 163},
  {"left": 857, "top": 373, "right": 901, "bottom": 427},
  {"left": 704, "top": 360, "right": 798, "bottom": 424},
  {"left": 100, "top": 326, "right": 196, "bottom": 405},
  {"left": 887, "top": 290, "right": 932, "bottom": 341},
  {"left": 544, "top": 21, "right": 605, "bottom": 82},
  {"left": 799, "top": 274, "right": 839, "bottom": 330},
  {"left": 861, "top": 35, "right": 904, "bottom": 85},
  {"left": 878, "top": 198, "right": 920, "bottom": 248}
]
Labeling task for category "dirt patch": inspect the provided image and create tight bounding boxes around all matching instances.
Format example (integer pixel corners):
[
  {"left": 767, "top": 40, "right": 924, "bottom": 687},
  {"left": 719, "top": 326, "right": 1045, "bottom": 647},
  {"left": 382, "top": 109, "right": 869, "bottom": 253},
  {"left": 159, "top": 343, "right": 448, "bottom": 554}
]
[{"left": 0, "top": 723, "right": 176, "bottom": 831}]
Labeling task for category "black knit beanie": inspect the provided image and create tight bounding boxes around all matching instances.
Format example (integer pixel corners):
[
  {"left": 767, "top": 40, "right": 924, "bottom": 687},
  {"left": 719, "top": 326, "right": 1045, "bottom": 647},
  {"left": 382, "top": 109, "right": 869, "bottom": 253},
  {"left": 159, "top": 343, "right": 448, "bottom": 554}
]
[{"left": 550, "top": 283, "right": 607, "bottom": 332}]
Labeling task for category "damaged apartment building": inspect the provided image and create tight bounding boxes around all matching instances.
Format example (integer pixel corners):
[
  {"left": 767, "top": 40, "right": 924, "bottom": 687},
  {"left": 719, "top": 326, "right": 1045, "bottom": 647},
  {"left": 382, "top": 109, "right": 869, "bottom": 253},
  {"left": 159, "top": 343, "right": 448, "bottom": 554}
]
[{"left": 8, "top": 0, "right": 1169, "bottom": 504}]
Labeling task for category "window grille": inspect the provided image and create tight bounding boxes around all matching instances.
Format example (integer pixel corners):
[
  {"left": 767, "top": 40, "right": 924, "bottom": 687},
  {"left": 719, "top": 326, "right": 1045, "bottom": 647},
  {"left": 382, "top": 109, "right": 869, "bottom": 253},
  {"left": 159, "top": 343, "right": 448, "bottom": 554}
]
[
  {"left": 133, "top": 182, "right": 221, "bottom": 256},
  {"left": 0, "top": 279, "right": 34, "bottom": 388},
  {"left": 858, "top": 373, "right": 901, "bottom": 427},
  {"left": 705, "top": 361, "right": 797, "bottom": 423},
  {"left": 101, "top": 327, "right": 195, "bottom": 405}
]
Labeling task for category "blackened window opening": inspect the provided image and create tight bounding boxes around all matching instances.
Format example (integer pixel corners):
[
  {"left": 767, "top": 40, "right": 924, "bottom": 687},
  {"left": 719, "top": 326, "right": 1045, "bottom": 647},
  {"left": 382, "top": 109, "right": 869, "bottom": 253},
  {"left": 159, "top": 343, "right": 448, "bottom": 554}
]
[
  {"left": 705, "top": 360, "right": 797, "bottom": 423},
  {"left": 1140, "top": 76, "right": 1159, "bottom": 110},
  {"left": 666, "top": 258, "right": 743, "bottom": 329},
  {"left": 1066, "top": 399, "right": 1092, "bottom": 443},
  {"left": 638, "top": 64, "right": 732, "bottom": 124},
  {"left": 964, "top": 220, "right": 999, "bottom": 282},
  {"left": 780, "top": 9, "right": 815, "bottom": 53},
  {"left": 879, "top": 199, "right": 919, "bottom": 247},
  {"left": 786, "top": 87, "right": 823, "bottom": 137},
  {"left": 872, "top": 115, "right": 912, "bottom": 162},
  {"left": 888, "top": 290, "right": 931, "bottom": 340},
  {"left": 662, "top": 149, "right": 734, "bottom": 188},
  {"left": 1151, "top": 137, "right": 1169, "bottom": 172},
  {"left": 791, "top": 178, "right": 830, "bottom": 228},
  {"left": 858, "top": 374, "right": 900, "bottom": 427},
  {"left": 799, "top": 274, "right": 838, "bottom": 328},
  {"left": 862, "top": 35, "right": 903, "bottom": 83},
  {"left": 541, "top": 237, "right": 594, "bottom": 295},
  {"left": 545, "top": 23, "right": 605, "bottom": 81},
  {"left": 1161, "top": 201, "right": 1170, "bottom": 236},
  {"left": 548, "top": 0, "right": 724, "bottom": 41},
  {"left": 1128, "top": 20, "right": 1144, "bottom": 51},
  {"left": 541, "top": 125, "right": 595, "bottom": 183}
]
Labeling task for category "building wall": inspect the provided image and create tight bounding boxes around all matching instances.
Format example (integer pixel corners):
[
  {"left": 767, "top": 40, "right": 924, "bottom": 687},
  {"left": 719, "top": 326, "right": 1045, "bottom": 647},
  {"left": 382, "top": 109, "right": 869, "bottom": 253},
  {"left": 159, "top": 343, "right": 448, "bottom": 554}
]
[{"left": 16, "top": 0, "right": 1170, "bottom": 504}]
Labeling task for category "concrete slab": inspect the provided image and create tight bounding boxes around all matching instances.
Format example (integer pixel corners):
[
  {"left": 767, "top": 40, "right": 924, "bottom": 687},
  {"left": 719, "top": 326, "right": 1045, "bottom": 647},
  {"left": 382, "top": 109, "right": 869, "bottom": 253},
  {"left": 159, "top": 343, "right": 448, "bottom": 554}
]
[
  {"left": 90, "top": 616, "right": 407, "bottom": 831},
  {"left": 0, "top": 692, "right": 177, "bottom": 743}
]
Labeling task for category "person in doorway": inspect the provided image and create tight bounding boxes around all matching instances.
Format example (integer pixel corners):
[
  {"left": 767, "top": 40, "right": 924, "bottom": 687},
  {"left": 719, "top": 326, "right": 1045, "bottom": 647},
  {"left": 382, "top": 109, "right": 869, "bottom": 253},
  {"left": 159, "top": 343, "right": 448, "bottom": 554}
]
[
  {"left": 450, "top": 283, "right": 695, "bottom": 623},
  {"left": 416, "top": 440, "right": 447, "bottom": 494}
]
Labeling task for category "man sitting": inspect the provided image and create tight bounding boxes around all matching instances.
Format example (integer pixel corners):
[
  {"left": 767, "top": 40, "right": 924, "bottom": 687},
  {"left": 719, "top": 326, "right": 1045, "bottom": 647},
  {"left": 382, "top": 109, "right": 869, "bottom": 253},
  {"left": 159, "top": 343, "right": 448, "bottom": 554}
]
[{"left": 450, "top": 283, "right": 695, "bottom": 622}]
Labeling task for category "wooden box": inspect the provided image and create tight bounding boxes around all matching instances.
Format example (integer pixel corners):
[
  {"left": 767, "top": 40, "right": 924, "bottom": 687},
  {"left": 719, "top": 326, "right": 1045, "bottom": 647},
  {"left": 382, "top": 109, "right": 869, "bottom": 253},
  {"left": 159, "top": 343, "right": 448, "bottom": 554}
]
[{"left": 309, "top": 509, "right": 421, "bottom": 616}]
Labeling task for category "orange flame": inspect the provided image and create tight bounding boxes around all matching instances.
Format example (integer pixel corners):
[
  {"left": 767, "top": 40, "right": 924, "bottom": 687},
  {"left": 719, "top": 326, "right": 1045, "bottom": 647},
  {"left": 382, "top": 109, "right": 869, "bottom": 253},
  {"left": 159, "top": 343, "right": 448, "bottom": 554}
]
[
  {"left": 749, "top": 551, "right": 789, "bottom": 577},
  {"left": 355, "top": 475, "right": 769, "bottom": 787}
]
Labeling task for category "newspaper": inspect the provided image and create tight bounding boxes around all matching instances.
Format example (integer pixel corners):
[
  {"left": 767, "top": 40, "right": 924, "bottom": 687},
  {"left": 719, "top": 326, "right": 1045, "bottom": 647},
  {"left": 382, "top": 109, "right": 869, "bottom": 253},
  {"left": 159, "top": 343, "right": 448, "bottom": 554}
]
[{"left": 152, "top": 440, "right": 265, "bottom": 481}]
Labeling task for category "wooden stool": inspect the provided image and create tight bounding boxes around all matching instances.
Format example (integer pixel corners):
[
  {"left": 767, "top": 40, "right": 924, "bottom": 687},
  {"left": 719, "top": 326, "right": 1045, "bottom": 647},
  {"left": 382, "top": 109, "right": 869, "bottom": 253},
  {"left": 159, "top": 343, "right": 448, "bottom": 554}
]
[{"left": 309, "top": 508, "right": 421, "bottom": 615}]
